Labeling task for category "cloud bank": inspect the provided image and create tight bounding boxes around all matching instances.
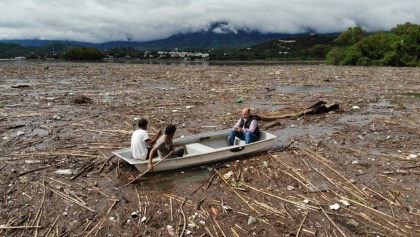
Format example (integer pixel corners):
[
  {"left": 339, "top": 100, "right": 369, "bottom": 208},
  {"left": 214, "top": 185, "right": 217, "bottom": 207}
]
[{"left": 1, "top": 0, "right": 419, "bottom": 43}]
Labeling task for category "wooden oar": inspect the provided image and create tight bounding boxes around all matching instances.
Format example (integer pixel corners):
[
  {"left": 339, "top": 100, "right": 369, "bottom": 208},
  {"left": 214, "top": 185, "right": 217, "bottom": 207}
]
[{"left": 123, "top": 151, "right": 174, "bottom": 186}]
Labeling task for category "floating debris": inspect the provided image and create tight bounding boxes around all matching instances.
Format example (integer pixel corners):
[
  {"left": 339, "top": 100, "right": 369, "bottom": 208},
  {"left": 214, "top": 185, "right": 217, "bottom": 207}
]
[
  {"left": 248, "top": 216, "right": 257, "bottom": 225},
  {"left": 329, "top": 203, "right": 341, "bottom": 210},
  {"left": 54, "top": 169, "right": 75, "bottom": 175},
  {"left": 71, "top": 95, "right": 92, "bottom": 104},
  {"left": 339, "top": 199, "right": 351, "bottom": 206},
  {"left": 223, "top": 171, "right": 234, "bottom": 180},
  {"left": 131, "top": 212, "right": 139, "bottom": 218}
]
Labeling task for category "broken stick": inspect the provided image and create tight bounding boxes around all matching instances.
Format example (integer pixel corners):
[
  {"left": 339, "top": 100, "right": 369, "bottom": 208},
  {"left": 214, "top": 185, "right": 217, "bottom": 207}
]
[{"left": 123, "top": 151, "right": 174, "bottom": 186}]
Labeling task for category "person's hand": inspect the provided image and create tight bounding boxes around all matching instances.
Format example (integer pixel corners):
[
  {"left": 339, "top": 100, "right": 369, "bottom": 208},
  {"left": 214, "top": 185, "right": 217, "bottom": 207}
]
[
  {"left": 157, "top": 130, "right": 163, "bottom": 136},
  {"left": 148, "top": 163, "right": 154, "bottom": 171},
  {"left": 234, "top": 127, "right": 241, "bottom": 132}
]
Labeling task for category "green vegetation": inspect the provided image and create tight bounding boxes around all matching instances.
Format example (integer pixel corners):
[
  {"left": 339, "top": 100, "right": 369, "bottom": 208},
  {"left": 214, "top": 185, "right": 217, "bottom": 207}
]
[
  {"left": 63, "top": 47, "right": 104, "bottom": 60},
  {"left": 0, "top": 42, "right": 79, "bottom": 59},
  {"left": 397, "top": 92, "right": 420, "bottom": 99},
  {"left": 326, "top": 23, "right": 420, "bottom": 66},
  {"left": 209, "top": 34, "right": 336, "bottom": 61},
  {"left": 0, "top": 43, "right": 37, "bottom": 58},
  {"left": 105, "top": 47, "right": 144, "bottom": 59},
  {"left": 390, "top": 99, "right": 405, "bottom": 108}
]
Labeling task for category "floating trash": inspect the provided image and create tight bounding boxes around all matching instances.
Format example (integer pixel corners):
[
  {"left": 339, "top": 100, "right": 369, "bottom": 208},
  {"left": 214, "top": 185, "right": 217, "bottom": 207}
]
[
  {"left": 166, "top": 225, "right": 175, "bottom": 236},
  {"left": 25, "top": 160, "right": 41, "bottom": 164},
  {"left": 131, "top": 212, "right": 139, "bottom": 218},
  {"left": 223, "top": 171, "right": 234, "bottom": 180},
  {"left": 247, "top": 216, "right": 257, "bottom": 225},
  {"left": 55, "top": 169, "right": 75, "bottom": 175},
  {"left": 329, "top": 203, "right": 340, "bottom": 210},
  {"left": 222, "top": 205, "right": 232, "bottom": 211},
  {"left": 339, "top": 199, "right": 350, "bottom": 206},
  {"left": 262, "top": 161, "right": 269, "bottom": 168},
  {"left": 287, "top": 185, "right": 295, "bottom": 191},
  {"left": 211, "top": 207, "right": 218, "bottom": 216},
  {"left": 407, "top": 154, "right": 417, "bottom": 159}
]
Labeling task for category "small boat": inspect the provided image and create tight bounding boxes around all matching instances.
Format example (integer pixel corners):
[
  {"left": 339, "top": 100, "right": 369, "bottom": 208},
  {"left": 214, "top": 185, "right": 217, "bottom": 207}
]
[{"left": 112, "top": 129, "right": 277, "bottom": 172}]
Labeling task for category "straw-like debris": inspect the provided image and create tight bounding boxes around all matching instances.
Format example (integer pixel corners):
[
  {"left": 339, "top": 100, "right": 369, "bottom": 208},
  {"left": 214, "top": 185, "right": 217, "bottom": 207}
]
[{"left": 0, "top": 62, "right": 419, "bottom": 236}]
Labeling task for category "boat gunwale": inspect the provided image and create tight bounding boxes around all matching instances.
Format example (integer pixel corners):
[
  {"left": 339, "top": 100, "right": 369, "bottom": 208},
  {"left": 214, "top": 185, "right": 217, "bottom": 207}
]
[{"left": 112, "top": 131, "right": 277, "bottom": 165}]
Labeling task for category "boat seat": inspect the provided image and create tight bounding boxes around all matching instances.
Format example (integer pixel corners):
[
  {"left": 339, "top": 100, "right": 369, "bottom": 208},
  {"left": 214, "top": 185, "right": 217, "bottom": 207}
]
[
  {"left": 185, "top": 143, "right": 215, "bottom": 154},
  {"left": 235, "top": 138, "right": 246, "bottom": 146}
]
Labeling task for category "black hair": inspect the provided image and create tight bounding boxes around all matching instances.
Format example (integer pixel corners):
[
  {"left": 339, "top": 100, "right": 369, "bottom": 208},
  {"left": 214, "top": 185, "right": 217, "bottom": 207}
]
[
  {"left": 165, "top": 124, "right": 176, "bottom": 135},
  {"left": 137, "top": 119, "right": 149, "bottom": 128}
]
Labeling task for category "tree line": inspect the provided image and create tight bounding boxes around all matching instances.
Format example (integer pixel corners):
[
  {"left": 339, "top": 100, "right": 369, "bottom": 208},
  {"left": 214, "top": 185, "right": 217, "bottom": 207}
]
[{"left": 326, "top": 22, "right": 420, "bottom": 66}]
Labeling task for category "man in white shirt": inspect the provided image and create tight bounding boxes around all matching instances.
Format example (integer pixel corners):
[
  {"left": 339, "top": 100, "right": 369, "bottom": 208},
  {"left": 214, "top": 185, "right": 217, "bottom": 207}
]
[{"left": 131, "top": 119, "right": 162, "bottom": 160}]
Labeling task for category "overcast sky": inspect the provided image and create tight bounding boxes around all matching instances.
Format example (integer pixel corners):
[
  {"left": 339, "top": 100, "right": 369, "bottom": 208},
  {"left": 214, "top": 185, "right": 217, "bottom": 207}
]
[{"left": 1, "top": 0, "right": 419, "bottom": 43}]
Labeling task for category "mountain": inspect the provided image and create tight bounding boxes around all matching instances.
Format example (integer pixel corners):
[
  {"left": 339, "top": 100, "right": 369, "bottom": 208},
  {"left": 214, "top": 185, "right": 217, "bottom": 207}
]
[
  {"left": 0, "top": 42, "right": 82, "bottom": 58},
  {"left": 1, "top": 30, "right": 299, "bottom": 51},
  {"left": 0, "top": 27, "right": 340, "bottom": 59},
  {"left": 125, "top": 31, "right": 294, "bottom": 50},
  {"left": 0, "top": 42, "right": 37, "bottom": 58}
]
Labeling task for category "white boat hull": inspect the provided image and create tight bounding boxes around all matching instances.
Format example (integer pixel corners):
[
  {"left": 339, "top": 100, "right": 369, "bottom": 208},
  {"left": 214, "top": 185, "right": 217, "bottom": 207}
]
[{"left": 112, "top": 130, "right": 276, "bottom": 172}]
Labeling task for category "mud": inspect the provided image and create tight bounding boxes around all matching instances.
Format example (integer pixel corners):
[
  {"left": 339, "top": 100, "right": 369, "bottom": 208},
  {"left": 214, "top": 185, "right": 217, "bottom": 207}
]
[{"left": 1, "top": 61, "right": 419, "bottom": 236}]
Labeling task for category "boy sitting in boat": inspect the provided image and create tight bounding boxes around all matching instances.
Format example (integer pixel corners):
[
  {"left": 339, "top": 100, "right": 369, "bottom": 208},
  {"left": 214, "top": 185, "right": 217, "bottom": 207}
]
[
  {"left": 148, "top": 124, "right": 184, "bottom": 171},
  {"left": 131, "top": 118, "right": 162, "bottom": 160}
]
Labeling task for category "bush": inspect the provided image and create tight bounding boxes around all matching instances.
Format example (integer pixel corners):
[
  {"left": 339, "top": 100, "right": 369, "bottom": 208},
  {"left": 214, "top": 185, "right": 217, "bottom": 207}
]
[
  {"left": 326, "top": 22, "right": 420, "bottom": 67},
  {"left": 357, "top": 57, "right": 370, "bottom": 66},
  {"left": 325, "top": 48, "right": 344, "bottom": 65},
  {"left": 64, "top": 47, "right": 104, "bottom": 60}
]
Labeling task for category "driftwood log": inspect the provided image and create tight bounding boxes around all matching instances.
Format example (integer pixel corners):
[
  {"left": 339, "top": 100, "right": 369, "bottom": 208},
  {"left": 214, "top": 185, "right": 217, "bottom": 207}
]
[{"left": 255, "top": 101, "right": 339, "bottom": 121}]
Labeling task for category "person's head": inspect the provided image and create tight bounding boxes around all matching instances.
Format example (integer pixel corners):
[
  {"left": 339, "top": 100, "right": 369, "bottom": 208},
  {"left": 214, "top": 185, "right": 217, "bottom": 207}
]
[
  {"left": 242, "top": 107, "right": 251, "bottom": 120},
  {"left": 165, "top": 124, "right": 177, "bottom": 138},
  {"left": 137, "top": 118, "right": 149, "bottom": 129}
]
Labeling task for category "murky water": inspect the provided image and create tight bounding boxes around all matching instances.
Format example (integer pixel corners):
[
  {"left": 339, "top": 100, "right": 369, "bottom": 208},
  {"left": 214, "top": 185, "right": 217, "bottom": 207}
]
[
  {"left": 248, "top": 100, "right": 288, "bottom": 112},
  {"left": 367, "top": 100, "right": 401, "bottom": 112},
  {"left": 275, "top": 85, "right": 333, "bottom": 93},
  {"left": 29, "top": 128, "right": 49, "bottom": 137},
  {"left": 338, "top": 114, "right": 391, "bottom": 125},
  {"left": 271, "top": 124, "right": 338, "bottom": 148},
  {"left": 138, "top": 166, "right": 212, "bottom": 191}
]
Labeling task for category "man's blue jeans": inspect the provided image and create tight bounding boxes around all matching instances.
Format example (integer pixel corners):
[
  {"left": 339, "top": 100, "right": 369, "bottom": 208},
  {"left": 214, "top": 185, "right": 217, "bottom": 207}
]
[{"left": 228, "top": 129, "right": 258, "bottom": 146}]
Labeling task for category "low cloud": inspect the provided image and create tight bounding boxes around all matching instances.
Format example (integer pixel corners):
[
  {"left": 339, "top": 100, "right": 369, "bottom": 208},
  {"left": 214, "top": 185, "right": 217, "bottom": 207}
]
[{"left": 0, "top": 0, "right": 419, "bottom": 43}]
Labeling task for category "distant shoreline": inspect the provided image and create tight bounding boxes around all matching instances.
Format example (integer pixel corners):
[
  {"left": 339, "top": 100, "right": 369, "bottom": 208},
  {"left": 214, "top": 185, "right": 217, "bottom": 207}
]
[{"left": 0, "top": 58, "right": 325, "bottom": 66}]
